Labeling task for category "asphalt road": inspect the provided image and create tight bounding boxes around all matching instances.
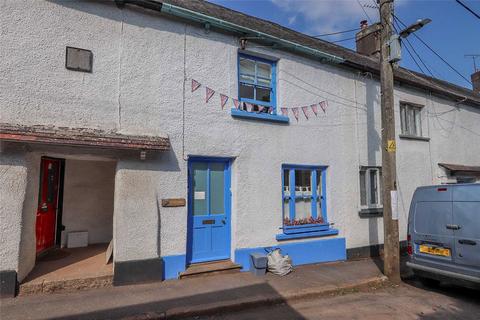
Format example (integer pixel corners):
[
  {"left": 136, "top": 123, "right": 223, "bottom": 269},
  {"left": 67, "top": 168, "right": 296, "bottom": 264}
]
[{"left": 187, "top": 278, "right": 480, "bottom": 320}]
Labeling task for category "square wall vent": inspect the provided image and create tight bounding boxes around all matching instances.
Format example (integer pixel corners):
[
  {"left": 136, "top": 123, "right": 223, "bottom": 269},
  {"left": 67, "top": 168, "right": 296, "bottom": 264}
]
[{"left": 65, "top": 46, "right": 93, "bottom": 72}]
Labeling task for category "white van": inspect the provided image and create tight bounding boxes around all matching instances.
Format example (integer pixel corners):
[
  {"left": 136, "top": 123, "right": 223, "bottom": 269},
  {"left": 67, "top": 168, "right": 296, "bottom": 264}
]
[{"left": 406, "top": 184, "right": 480, "bottom": 286}]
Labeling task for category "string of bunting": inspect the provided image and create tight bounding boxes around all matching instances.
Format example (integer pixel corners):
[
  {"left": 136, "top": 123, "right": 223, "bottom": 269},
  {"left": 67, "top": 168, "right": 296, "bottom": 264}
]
[{"left": 191, "top": 79, "right": 329, "bottom": 121}]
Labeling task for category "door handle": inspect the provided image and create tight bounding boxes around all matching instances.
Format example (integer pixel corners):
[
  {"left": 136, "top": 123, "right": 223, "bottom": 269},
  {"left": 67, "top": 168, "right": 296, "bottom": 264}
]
[
  {"left": 458, "top": 239, "right": 476, "bottom": 246},
  {"left": 446, "top": 224, "right": 461, "bottom": 230},
  {"left": 41, "top": 203, "right": 48, "bottom": 212}
]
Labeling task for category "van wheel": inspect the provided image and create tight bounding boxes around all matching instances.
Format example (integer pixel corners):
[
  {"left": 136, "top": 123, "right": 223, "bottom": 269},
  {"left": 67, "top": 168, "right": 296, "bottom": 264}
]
[{"left": 418, "top": 276, "right": 440, "bottom": 287}]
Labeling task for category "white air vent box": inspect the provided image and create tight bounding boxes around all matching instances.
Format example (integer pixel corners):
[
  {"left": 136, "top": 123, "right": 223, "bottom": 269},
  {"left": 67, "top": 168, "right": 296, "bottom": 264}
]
[{"left": 67, "top": 231, "right": 88, "bottom": 248}]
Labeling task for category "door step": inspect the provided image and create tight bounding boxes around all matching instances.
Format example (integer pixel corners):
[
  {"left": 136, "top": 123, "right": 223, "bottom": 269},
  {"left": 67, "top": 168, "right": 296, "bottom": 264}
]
[
  {"left": 19, "top": 275, "right": 113, "bottom": 296},
  {"left": 180, "top": 260, "right": 242, "bottom": 279}
]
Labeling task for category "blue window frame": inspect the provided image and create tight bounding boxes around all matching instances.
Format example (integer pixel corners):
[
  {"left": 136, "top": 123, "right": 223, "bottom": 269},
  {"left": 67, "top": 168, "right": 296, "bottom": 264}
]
[
  {"left": 280, "top": 164, "right": 334, "bottom": 239},
  {"left": 237, "top": 53, "right": 277, "bottom": 114}
]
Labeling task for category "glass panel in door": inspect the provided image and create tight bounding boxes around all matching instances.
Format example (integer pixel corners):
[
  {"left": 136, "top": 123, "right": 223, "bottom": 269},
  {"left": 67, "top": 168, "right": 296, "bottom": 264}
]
[
  {"left": 210, "top": 162, "right": 225, "bottom": 215},
  {"left": 192, "top": 162, "right": 208, "bottom": 216}
]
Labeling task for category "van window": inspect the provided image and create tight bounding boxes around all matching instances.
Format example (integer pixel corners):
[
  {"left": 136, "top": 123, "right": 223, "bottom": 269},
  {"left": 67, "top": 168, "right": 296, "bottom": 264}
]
[
  {"left": 453, "top": 202, "right": 480, "bottom": 239},
  {"left": 414, "top": 202, "right": 452, "bottom": 236}
]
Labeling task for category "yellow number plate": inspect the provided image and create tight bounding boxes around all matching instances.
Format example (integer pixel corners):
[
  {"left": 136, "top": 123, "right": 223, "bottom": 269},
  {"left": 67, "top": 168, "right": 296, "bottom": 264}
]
[{"left": 419, "top": 245, "right": 450, "bottom": 257}]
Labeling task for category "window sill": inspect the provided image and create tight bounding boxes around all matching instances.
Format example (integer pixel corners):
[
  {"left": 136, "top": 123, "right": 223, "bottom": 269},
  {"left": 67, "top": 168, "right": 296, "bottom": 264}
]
[
  {"left": 399, "top": 134, "right": 430, "bottom": 142},
  {"left": 283, "top": 223, "right": 329, "bottom": 234},
  {"left": 359, "top": 208, "right": 383, "bottom": 218},
  {"left": 231, "top": 108, "right": 289, "bottom": 124},
  {"left": 276, "top": 228, "right": 339, "bottom": 241}
]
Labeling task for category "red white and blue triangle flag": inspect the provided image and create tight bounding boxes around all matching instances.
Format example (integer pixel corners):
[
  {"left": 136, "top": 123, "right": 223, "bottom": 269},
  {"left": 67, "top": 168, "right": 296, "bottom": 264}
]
[
  {"left": 258, "top": 105, "right": 264, "bottom": 112},
  {"left": 301, "top": 106, "right": 309, "bottom": 119},
  {"left": 281, "top": 108, "right": 288, "bottom": 116},
  {"left": 320, "top": 100, "right": 328, "bottom": 113},
  {"left": 310, "top": 104, "right": 318, "bottom": 116},
  {"left": 191, "top": 79, "right": 201, "bottom": 92},
  {"left": 206, "top": 87, "right": 215, "bottom": 103},
  {"left": 220, "top": 94, "right": 229, "bottom": 109},
  {"left": 233, "top": 99, "right": 240, "bottom": 109},
  {"left": 292, "top": 107, "right": 300, "bottom": 121},
  {"left": 245, "top": 102, "right": 254, "bottom": 112}
]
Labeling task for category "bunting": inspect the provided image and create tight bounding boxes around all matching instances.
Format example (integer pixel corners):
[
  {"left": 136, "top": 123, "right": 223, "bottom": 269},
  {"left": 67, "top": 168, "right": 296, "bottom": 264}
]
[
  {"left": 292, "top": 107, "right": 300, "bottom": 121},
  {"left": 191, "top": 79, "right": 201, "bottom": 92},
  {"left": 233, "top": 99, "right": 241, "bottom": 109},
  {"left": 301, "top": 106, "right": 309, "bottom": 119},
  {"left": 320, "top": 100, "right": 328, "bottom": 113},
  {"left": 190, "top": 78, "right": 330, "bottom": 122},
  {"left": 220, "top": 94, "right": 229, "bottom": 109},
  {"left": 206, "top": 87, "right": 215, "bottom": 103}
]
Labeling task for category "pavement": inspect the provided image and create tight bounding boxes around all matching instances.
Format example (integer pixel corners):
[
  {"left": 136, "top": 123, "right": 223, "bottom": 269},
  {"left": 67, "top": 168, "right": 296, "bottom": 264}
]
[
  {"left": 19, "top": 244, "right": 113, "bottom": 296},
  {"left": 188, "top": 277, "right": 480, "bottom": 319},
  {"left": 0, "top": 258, "right": 386, "bottom": 320}
]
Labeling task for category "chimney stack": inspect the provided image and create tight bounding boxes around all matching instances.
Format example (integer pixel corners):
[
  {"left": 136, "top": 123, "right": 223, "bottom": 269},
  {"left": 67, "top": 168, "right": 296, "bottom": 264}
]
[
  {"left": 355, "top": 21, "right": 382, "bottom": 58},
  {"left": 472, "top": 70, "right": 480, "bottom": 94}
]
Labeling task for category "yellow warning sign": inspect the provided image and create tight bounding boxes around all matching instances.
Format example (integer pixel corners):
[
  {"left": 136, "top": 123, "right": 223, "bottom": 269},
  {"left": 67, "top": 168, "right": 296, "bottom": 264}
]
[{"left": 387, "top": 140, "right": 396, "bottom": 152}]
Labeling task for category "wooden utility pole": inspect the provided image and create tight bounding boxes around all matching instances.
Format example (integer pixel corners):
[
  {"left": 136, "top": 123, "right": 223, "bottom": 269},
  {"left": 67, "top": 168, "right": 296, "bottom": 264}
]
[{"left": 379, "top": 0, "right": 401, "bottom": 283}]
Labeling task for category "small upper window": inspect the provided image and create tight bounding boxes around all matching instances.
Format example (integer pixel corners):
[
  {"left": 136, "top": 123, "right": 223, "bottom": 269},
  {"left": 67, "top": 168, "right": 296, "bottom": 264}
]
[
  {"left": 238, "top": 53, "right": 276, "bottom": 114},
  {"left": 400, "top": 102, "right": 422, "bottom": 137},
  {"left": 359, "top": 167, "right": 382, "bottom": 209}
]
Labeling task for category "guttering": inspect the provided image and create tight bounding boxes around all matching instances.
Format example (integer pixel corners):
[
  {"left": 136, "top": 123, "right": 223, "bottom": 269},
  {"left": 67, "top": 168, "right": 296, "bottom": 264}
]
[
  {"left": 118, "top": 0, "right": 345, "bottom": 64},
  {"left": 160, "top": 3, "right": 344, "bottom": 64}
]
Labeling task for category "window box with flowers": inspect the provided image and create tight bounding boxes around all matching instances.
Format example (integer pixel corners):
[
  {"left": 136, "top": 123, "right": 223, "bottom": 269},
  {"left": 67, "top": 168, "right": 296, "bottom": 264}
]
[{"left": 277, "top": 165, "right": 338, "bottom": 241}]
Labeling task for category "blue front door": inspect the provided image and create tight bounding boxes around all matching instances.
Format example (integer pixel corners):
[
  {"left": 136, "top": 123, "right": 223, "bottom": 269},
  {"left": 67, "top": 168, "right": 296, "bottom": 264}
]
[{"left": 187, "top": 158, "right": 231, "bottom": 264}]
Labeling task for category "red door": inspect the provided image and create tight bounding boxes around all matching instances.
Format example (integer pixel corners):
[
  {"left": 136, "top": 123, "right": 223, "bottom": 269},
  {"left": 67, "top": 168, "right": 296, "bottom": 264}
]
[{"left": 35, "top": 158, "right": 61, "bottom": 254}]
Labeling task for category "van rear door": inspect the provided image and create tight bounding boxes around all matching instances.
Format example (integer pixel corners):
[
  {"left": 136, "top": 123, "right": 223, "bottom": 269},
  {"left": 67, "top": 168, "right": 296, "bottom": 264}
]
[
  {"left": 413, "top": 187, "right": 455, "bottom": 264},
  {"left": 453, "top": 185, "right": 480, "bottom": 270}
]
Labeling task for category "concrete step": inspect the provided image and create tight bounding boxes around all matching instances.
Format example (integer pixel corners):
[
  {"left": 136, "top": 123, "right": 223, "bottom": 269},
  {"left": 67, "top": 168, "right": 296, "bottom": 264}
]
[
  {"left": 18, "top": 275, "right": 113, "bottom": 296},
  {"left": 180, "top": 260, "right": 242, "bottom": 279}
]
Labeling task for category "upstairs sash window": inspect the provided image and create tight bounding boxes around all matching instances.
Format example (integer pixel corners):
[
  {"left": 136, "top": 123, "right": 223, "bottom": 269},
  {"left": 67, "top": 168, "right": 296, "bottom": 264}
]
[
  {"left": 238, "top": 53, "right": 276, "bottom": 114},
  {"left": 400, "top": 102, "right": 423, "bottom": 137}
]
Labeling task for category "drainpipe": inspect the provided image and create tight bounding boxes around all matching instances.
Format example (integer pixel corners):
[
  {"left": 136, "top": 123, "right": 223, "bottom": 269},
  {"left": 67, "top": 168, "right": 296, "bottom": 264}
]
[{"left": 115, "top": 0, "right": 345, "bottom": 65}]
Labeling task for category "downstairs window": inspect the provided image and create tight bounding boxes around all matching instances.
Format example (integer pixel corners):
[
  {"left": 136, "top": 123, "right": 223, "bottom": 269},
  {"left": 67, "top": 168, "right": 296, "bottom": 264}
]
[
  {"left": 279, "top": 165, "right": 336, "bottom": 240},
  {"left": 359, "top": 166, "right": 383, "bottom": 216}
]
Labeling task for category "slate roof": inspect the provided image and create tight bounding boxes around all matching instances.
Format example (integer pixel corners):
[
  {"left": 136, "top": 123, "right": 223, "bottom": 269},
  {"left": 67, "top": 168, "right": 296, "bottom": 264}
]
[
  {"left": 0, "top": 123, "right": 170, "bottom": 151},
  {"left": 155, "top": 0, "right": 480, "bottom": 107}
]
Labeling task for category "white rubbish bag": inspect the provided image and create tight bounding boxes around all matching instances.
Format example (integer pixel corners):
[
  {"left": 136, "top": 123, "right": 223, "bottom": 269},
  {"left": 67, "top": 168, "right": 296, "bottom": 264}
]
[{"left": 267, "top": 248, "right": 293, "bottom": 276}]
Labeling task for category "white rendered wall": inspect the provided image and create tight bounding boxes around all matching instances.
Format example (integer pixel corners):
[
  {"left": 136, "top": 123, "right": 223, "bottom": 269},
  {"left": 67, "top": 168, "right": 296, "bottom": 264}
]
[
  {"left": 0, "top": 150, "right": 27, "bottom": 274},
  {"left": 62, "top": 159, "right": 115, "bottom": 245},
  {"left": 1, "top": 1, "right": 479, "bottom": 267}
]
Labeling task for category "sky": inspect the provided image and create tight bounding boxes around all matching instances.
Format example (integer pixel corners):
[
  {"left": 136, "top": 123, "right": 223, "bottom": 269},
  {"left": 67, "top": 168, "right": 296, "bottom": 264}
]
[{"left": 209, "top": 0, "right": 480, "bottom": 90}]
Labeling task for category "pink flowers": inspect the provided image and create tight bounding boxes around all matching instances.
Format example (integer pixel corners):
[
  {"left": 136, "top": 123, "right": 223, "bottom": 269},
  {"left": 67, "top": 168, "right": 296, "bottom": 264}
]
[{"left": 284, "top": 216, "right": 324, "bottom": 226}]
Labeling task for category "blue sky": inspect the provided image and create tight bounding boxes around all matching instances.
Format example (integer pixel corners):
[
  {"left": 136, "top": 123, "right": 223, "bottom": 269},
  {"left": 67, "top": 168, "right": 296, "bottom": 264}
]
[{"left": 210, "top": 0, "right": 480, "bottom": 89}]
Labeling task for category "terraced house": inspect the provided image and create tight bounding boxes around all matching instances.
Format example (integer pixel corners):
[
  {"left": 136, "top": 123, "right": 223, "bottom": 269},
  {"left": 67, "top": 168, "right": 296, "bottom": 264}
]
[{"left": 1, "top": 0, "right": 479, "bottom": 297}]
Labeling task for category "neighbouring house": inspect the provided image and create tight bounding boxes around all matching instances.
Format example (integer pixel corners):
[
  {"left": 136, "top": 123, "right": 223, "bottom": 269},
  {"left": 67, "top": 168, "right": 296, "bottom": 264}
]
[{"left": 1, "top": 0, "right": 479, "bottom": 297}]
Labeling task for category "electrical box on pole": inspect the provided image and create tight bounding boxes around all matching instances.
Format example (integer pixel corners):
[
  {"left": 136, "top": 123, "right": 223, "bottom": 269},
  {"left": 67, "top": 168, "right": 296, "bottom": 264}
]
[{"left": 388, "top": 35, "right": 402, "bottom": 63}]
